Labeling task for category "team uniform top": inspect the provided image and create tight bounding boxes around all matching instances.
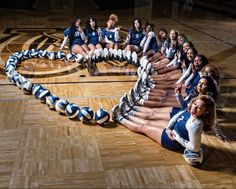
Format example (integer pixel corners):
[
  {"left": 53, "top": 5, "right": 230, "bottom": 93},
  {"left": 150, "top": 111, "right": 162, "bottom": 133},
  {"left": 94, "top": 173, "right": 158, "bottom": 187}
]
[
  {"left": 64, "top": 27, "right": 85, "bottom": 49},
  {"left": 102, "top": 28, "right": 117, "bottom": 43},
  {"left": 145, "top": 37, "right": 158, "bottom": 52},
  {"left": 161, "top": 40, "right": 178, "bottom": 60},
  {"left": 162, "top": 110, "right": 203, "bottom": 152},
  {"left": 127, "top": 29, "right": 145, "bottom": 47},
  {"left": 84, "top": 28, "right": 100, "bottom": 45}
]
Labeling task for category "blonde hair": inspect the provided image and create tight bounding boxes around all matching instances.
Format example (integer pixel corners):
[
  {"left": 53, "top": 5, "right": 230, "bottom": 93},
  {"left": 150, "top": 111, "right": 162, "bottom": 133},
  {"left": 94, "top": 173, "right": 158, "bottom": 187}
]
[
  {"left": 109, "top": 14, "right": 118, "bottom": 23},
  {"left": 188, "top": 95, "right": 216, "bottom": 132}
]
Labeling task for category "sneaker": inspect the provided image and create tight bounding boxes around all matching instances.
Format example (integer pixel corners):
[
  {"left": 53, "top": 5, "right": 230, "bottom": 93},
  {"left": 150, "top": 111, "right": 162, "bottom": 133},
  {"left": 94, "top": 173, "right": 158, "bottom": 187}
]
[
  {"left": 137, "top": 66, "right": 142, "bottom": 76},
  {"left": 119, "top": 93, "right": 128, "bottom": 104},
  {"left": 117, "top": 49, "right": 123, "bottom": 61},
  {"left": 122, "top": 50, "right": 126, "bottom": 61},
  {"left": 126, "top": 50, "right": 131, "bottom": 63},
  {"left": 119, "top": 101, "right": 129, "bottom": 116},
  {"left": 113, "top": 49, "right": 118, "bottom": 60},
  {"left": 129, "top": 88, "right": 140, "bottom": 103},
  {"left": 133, "top": 78, "right": 141, "bottom": 92},
  {"left": 103, "top": 48, "right": 109, "bottom": 61},
  {"left": 109, "top": 48, "right": 114, "bottom": 60},
  {"left": 112, "top": 104, "right": 123, "bottom": 123}
]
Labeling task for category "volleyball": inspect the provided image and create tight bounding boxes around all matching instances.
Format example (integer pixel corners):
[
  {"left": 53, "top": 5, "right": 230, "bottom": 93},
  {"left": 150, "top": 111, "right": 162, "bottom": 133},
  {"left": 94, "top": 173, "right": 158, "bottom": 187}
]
[
  {"left": 5, "top": 64, "right": 16, "bottom": 74},
  {"left": 16, "top": 76, "right": 27, "bottom": 88},
  {"left": 38, "top": 89, "right": 51, "bottom": 103},
  {"left": 55, "top": 99, "right": 69, "bottom": 114},
  {"left": 22, "top": 50, "right": 30, "bottom": 59},
  {"left": 95, "top": 108, "right": 110, "bottom": 126},
  {"left": 48, "top": 51, "right": 57, "bottom": 60},
  {"left": 75, "top": 54, "right": 84, "bottom": 63},
  {"left": 66, "top": 53, "right": 76, "bottom": 62},
  {"left": 30, "top": 49, "right": 39, "bottom": 58},
  {"left": 12, "top": 51, "right": 23, "bottom": 60},
  {"left": 183, "top": 148, "right": 203, "bottom": 166},
  {"left": 78, "top": 106, "right": 94, "bottom": 123},
  {"left": 57, "top": 51, "right": 66, "bottom": 60},
  {"left": 32, "top": 84, "right": 44, "bottom": 97},
  {"left": 38, "top": 50, "right": 48, "bottom": 58},
  {"left": 46, "top": 95, "right": 60, "bottom": 109},
  {"left": 21, "top": 80, "right": 33, "bottom": 94},
  {"left": 65, "top": 103, "right": 80, "bottom": 119}
]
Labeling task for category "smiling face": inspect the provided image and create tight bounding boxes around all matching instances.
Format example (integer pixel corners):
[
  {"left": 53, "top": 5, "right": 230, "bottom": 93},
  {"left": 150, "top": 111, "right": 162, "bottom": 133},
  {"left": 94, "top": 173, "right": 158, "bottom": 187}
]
[
  {"left": 190, "top": 99, "right": 206, "bottom": 117},
  {"left": 134, "top": 20, "right": 140, "bottom": 30},
  {"left": 178, "top": 35, "right": 185, "bottom": 45},
  {"left": 90, "top": 18, "right": 96, "bottom": 28},
  {"left": 159, "top": 30, "right": 167, "bottom": 39},
  {"left": 183, "top": 42, "right": 191, "bottom": 53},
  {"left": 169, "top": 30, "right": 177, "bottom": 40},
  {"left": 145, "top": 25, "right": 152, "bottom": 32},
  {"left": 187, "top": 48, "right": 195, "bottom": 62},
  {"left": 75, "top": 18, "right": 81, "bottom": 27},
  {"left": 197, "top": 78, "right": 208, "bottom": 94},
  {"left": 107, "top": 19, "right": 114, "bottom": 29}
]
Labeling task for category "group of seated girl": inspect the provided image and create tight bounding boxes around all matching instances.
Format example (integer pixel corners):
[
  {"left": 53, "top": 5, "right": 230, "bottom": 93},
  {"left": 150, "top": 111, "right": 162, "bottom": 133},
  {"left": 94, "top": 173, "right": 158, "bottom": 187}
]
[
  {"left": 60, "top": 15, "right": 159, "bottom": 62},
  {"left": 111, "top": 22, "right": 229, "bottom": 164}
]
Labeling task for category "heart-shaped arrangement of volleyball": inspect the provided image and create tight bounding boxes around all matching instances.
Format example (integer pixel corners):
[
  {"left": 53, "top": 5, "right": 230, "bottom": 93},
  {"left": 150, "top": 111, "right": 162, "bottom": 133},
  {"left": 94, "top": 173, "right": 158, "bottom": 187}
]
[{"left": 4, "top": 49, "right": 114, "bottom": 126}]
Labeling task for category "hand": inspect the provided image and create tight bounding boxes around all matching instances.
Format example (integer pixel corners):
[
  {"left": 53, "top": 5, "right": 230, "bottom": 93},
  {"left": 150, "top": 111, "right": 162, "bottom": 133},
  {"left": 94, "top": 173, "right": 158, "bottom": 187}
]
[
  {"left": 166, "top": 129, "right": 175, "bottom": 140},
  {"left": 97, "top": 28, "right": 102, "bottom": 35},
  {"left": 181, "top": 60, "right": 186, "bottom": 69},
  {"left": 77, "top": 26, "right": 83, "bottom": 32},
  {"left": 116, "top": 26, "right": 121, "bottom": 31},
  {"left": 175, "top": 83, "right": 182, "bottom": 94}
]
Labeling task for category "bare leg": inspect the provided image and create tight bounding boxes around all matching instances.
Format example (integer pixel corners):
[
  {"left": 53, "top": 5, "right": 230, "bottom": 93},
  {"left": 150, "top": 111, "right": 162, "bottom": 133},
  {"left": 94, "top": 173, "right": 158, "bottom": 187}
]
[
  {"left": 88, "top": 44, "right": 96, "bottom": 51},
  {"left": 122, "top": 118, "right": 168, "bottom": 144},
  {"left": 72, "top": 45, "right": 88, "bottom": 58},
  {"left": 82, "top": 44, "right": 90, "bottom": 54},
  {"left": 142, "top": 99, "right": 179, "bottom": 108},
  {"left": 133, "top": 111, "right": 171, "bottom": 121}
]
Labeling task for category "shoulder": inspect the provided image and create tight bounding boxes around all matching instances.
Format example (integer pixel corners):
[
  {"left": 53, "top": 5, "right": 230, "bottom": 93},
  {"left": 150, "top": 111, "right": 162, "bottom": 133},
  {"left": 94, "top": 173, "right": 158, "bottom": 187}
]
[
  {"left": 64, "top": 27, "right": 71, "bottom": 35},
  {"left": 188, "top": 116, "right": 203, "bottom": 129}
]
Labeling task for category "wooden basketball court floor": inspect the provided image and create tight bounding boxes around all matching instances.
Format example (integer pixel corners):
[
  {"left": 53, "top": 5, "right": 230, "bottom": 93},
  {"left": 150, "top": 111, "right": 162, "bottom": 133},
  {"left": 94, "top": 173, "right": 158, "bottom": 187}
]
[{"left": 0, "top": 2, "right": 236, "bottom": 188}]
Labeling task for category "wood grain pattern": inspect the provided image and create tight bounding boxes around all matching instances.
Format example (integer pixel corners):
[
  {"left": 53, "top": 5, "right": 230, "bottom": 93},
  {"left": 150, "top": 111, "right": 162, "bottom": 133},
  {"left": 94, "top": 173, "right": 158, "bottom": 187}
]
[{"left": 0, "top": 1, "right": 236, "bottom": 188}]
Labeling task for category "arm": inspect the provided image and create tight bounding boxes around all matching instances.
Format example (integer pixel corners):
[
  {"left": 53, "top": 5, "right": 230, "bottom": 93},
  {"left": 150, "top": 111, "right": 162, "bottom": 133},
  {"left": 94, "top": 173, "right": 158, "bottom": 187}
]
[
  {"left": 113, "top": 26, "right": 121, "bottom": 42},
  {"left": 175, "top": 93, "right": 187, "bottom": 109},
  {"left": 60, "top": 36, "right": 68, "bottom": 50},
  {"left": 97, "top": 28, "right": 102, "bottom": 42},
  {"left": 142, "top": 31, "right": 155, "bottom": 53},
  {"left": 166, "top": 110, "right": 185, "bottom": 131},
  {"left": 172, "top": 118, "right": 203, "bottom": 152},
  {"left": 105, "top": 36, "right": 113, "bottom": 44},
  {"left": 176, "top": 64, "right": 192, "bottom": 85},
  {"left": 185, "top": 71, "right": 196, "bottom": 88}
]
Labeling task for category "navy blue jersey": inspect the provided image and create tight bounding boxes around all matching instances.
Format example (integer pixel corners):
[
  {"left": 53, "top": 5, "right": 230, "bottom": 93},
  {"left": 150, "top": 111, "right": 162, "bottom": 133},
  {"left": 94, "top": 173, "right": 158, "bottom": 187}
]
[
  {"left": 102, "top": 28, "right": 116, "bottom": 43},
  {"left": 128, "top": 29, "right": 144, "bottom": 46},
  {"left": 172, "top": 110, "right": 191, "bottom": 141},
  {"left": 186, "top": 73, "right": 201, "bottom": 95},
  {"left": 84, "top": 28, "right": 99, "bottom": 45},
  {"left": 161, "top": 110, "right": 190, "bottom": 151},
  {"left": 64, "top": 27, "right": 84, "bottom": 48},
  {"left": 146, "top": 37, "right": 159, "bottom": 52}
]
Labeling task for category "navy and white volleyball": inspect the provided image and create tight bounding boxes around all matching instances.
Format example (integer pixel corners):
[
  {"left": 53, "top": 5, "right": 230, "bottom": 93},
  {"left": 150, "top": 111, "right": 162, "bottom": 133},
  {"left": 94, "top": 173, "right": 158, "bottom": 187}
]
[
  {"left": 183, "top": 148, "right": 203, "bottom": 166},
  {"left": 78, "top": 106, "right": 94, "bottom": 123},
  {"left": 46, "top": 95, "right": 60, "bottom": 109},
  {"left": 55, "top": 99, "right": 69, "bottom": 114},
  {"left": 95, "top": 109, "right": 110, "bottom": 125},
  {"left": 65, "top": 103, "right": 80, "bottom": 119}
]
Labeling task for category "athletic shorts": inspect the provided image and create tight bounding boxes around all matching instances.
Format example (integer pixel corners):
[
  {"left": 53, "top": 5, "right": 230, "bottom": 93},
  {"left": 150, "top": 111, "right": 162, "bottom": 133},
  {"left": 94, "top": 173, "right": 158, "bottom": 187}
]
[
  {"left": 161, "top": 129, "right": 183, "bottom": 151},
  {"left": 170, "top": 107, "right": 181, "bottom": 118}
]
